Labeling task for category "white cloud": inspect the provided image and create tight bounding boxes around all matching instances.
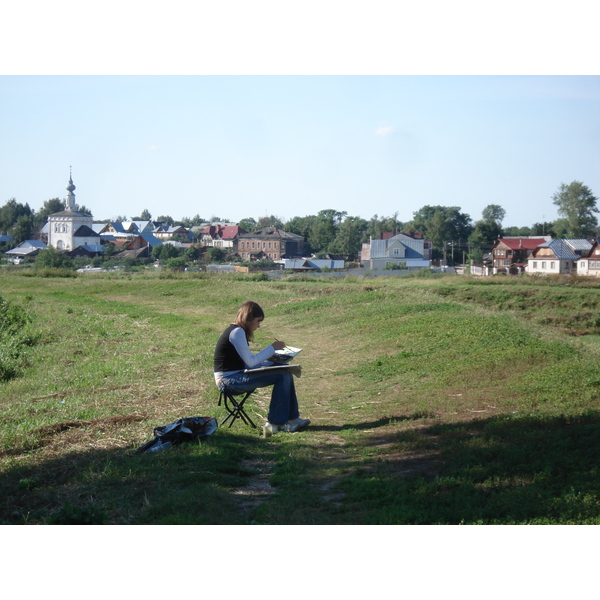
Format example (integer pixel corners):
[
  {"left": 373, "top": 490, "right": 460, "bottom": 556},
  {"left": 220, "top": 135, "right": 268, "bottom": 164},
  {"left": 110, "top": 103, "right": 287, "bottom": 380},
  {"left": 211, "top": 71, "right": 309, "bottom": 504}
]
[{"left": 374, "top": 126, "right": 394, "bottom": 137}]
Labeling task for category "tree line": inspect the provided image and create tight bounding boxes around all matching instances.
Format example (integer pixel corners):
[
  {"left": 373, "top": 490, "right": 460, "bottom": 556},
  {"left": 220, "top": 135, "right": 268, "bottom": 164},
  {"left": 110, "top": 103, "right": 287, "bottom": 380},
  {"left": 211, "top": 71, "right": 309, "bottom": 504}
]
[{"left": 2, "top": 181, "right": 598, "bottom": 265}]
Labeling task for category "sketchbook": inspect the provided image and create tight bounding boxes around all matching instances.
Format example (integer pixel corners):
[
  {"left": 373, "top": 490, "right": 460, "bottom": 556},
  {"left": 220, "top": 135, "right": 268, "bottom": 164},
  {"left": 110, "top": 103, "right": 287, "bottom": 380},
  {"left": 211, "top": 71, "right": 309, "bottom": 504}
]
[
  {"left": 270, "top": 346, "right": 302, "bottom": 364},
  {"left": 244, "top": 364, "right": 302, "bottom": 377}
]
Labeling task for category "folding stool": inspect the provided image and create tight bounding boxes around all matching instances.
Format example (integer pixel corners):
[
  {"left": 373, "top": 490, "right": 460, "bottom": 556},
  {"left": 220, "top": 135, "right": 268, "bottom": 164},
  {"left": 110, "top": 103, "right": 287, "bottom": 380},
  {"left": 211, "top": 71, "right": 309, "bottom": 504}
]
[{"left": 218, "top": 388, "right": 257, "bottom": 429}]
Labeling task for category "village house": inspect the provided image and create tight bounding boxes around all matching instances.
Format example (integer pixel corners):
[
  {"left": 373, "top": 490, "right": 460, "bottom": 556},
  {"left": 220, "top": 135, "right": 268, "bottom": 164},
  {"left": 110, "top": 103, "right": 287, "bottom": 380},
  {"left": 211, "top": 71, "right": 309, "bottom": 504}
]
[
  {"left": 490, "top": 237, "right": 549, "bottom": 273},
  {"left": 199, "top": 225, "right": 247, "bottom": 251},
  {"left": 280, "top": 258, "right": 345, "bottom": 272},
  {"left": 360, "top": 231, "right": 432, "bottom": 270},
  {"left": 152, "top": 224, "right": 193, "bottom": 241},
  {"left": 576, "top": 240, "right": 600, "bottom": 277},
  {"left": 99, "top": 221, "right": 153, "bottom": 239},
  {"left": 4, "top": 239, "right": 47, "bottom": 261},
  {"left": 237, "top": 227, "right": 305, "bottom": 261},
  {"left": 110, "top": 234, "right": 163, "bottom": 258},
  {"left": 527, "top": 239, "right": 582, "bottom": 275}
]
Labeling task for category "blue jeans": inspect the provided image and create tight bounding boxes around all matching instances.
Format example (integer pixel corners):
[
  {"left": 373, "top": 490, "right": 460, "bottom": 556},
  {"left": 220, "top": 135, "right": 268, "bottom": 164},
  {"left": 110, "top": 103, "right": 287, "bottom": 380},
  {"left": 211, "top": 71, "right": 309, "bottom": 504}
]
[{"left": 219, "top": 369, "right": 299, "bottom": 426}]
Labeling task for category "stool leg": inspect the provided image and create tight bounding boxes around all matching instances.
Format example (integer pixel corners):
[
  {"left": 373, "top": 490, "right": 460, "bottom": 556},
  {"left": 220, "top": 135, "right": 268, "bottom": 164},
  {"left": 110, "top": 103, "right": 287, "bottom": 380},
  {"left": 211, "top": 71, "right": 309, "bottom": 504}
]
[{"left": 220, "top": 391, "right": 257, "bottom": 429}]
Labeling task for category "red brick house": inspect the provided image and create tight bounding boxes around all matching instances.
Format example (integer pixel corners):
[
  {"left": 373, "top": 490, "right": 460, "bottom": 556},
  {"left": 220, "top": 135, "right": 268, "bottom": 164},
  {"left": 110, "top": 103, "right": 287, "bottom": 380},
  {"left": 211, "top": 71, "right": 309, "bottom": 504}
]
[
  {"left": 237, "top": 227, "right": 305, "bottom": 261},
  {"left": 491, "top": 237, "right": 549, "bottom": 272}
]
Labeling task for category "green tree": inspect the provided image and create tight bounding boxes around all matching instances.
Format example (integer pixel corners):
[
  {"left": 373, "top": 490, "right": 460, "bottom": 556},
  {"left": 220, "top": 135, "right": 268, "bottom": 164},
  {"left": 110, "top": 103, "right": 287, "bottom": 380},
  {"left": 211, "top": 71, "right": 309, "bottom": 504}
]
[
  {"left": 552, "top": 181, "right": 599, "bottom": 238},
  {"left": 165, "top": 257, "right": 187, "bottom": 271},
  {"left": 35, "top": 247, "right": 74, "bottom": 269},
  {"left": 408, "top": 205, "right": 473, "bottom": 255},
  {"left": 468, "top": 203, "right": 506, "bottom": 251},
  {"left": 481, "top": 204, "right": 506, "bottom": 225},
  {"left": 328, "top": 216, "right": 367, "bottom": 257},
  {"left": 307, "top": 210, "right": 346, "bottom": 254},
  {"left": 237, "top": 217, "right": 257, "bottom": 232},
  {"left": 35, "top": 198, "right": 64, "bottom": 226},
  {"left": 285, "top": 215, "right": 314, "bottom": 237},
  {"left": 180, "top": 214, "right": 205, "bottom": 228},
  {"left": 183, "top": 245, "right": 202, "bottom": 262},
  {"left": 74, "top": 204, "right": 92, "bottom": 215},
  {"left": 469, "top": 220, "right": 502, "bottom": 251},
  {"left": 503, "top": 225, "right": 532, "bottom": 236},
  {"left": 155, "top": 215, "right": 174, "bottom": 226},
  {"left": 257, "top": 215, "right": 284, "bottom": 229},
  {"left": 204, "top": 247, "right": 226, "bottom": 263},
  {"left": 131, "top": 209, "right": 152, "bottom": 221},
  {"left": 151, "top": 243, "right": 180, "bottom": 261},
  {"left": 530, "top": 222, "right": 555, "bottom": 237},
  {"left": 9, "top": 214, "right": 35, "bottom": 244},
  {"left": 0, "top": 199, "right": 33, "bottom": 234}
]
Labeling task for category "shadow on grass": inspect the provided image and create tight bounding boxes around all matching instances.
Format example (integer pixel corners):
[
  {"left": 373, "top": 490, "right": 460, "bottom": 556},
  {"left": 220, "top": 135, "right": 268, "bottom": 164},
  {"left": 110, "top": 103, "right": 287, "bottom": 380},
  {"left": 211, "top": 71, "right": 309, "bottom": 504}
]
[
  {"left": 3, "top": 411, "right": 600, "bottom": 525},
  {"left": 0, "top": 430, "right": 271, "bottom": 525},
  {"left": 327, "top": 409, "right": 600, "bottom": 524},
  {"left": 308, "top": 413, "right": 435, "bottom": 432}
]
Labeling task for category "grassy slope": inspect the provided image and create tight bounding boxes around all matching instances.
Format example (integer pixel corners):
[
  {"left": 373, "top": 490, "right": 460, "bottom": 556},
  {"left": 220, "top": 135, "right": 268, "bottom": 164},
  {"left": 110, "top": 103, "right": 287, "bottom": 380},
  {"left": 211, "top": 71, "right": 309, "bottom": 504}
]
[{"left": 0, "top": 270, "right": 599, "bottom": 524}]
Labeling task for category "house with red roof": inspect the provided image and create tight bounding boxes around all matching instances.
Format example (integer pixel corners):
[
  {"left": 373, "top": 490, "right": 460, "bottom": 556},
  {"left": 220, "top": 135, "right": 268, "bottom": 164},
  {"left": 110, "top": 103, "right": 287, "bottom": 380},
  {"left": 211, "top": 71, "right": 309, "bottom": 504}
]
[
  {"left": 199, "top": 225, "right": 247, "bottom": 251},
  {"left": 491, "top": 237, "right": 550, "bottom": 273}
]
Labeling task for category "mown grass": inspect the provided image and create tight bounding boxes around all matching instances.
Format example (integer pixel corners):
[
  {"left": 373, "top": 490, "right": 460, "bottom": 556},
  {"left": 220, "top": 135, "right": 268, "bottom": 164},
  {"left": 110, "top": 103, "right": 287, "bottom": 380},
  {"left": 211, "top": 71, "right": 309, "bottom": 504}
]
[{"left": 1, "top": 270, "right": 599, "bottom": 524}]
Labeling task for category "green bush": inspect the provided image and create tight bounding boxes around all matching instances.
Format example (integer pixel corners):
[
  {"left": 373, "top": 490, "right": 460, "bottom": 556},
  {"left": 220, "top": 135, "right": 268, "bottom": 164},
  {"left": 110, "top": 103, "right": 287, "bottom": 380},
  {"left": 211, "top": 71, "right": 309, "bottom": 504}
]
[{"left": 0, "top": 293, "right": 38, "bottom": 380}]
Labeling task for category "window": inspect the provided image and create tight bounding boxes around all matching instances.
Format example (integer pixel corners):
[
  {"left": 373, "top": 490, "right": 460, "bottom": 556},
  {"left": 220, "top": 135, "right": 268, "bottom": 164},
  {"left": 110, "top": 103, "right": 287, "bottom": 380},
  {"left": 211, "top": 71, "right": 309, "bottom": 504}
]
[
  {"left": 542, "top": 262, "right": 546, "bottom": 269},
  {"left": 497, "top": 250, "right": 505, "bottom": 257},
  {"left": 551, "top": 262, "right": 555, "bottom": 269},
  {"left": 532, "top": 261, "right": 537, "bottom": 269},
  {"left": 502, "top": 259, "right": 510, "bottom": 267},
  {"left": 393, "top": 248, "right": 399, "bottom": 255}
]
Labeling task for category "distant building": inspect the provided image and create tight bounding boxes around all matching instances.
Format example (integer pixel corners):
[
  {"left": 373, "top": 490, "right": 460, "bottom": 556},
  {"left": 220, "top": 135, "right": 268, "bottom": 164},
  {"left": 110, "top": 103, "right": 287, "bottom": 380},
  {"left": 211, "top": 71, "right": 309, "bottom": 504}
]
[
  {"left": 237, "top": 227, "right": 305, "bottom": 261},
  {"left": 4, "top": 239, "right": 47, "bottom": 260},
  {"left": 47, "top": 171, "right": 95, "bottom": 252},
  {"left": 281, "top": 258, "right": 345, "bottom": 271},
  {"left": 577, "top": 240, "right": 600, "bottom": 277},
  {"left": 490, "top": 237, "right": 549, "bottom": 272},
  {"left": 199, "top": 225, "right": 247, "bottom": 250},
  {"left": 527, "top": 239, "right": 592, "bottom": 276},
  {"left": 153, "top": 225, "right": 193, "bottom": 241},
  {"left": 360, "top": 232, "right": 432, "bottom": 270}
]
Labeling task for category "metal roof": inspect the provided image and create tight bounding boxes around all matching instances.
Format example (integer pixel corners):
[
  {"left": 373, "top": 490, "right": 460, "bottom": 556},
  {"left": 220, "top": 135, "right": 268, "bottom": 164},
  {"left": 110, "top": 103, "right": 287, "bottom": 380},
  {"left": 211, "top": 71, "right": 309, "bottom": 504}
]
[
  {"left": 564, "top": 239, "right": 593, "bottom": 252},
  {"left": 547, "top": 239, "right": 580, "bottom": 260}
]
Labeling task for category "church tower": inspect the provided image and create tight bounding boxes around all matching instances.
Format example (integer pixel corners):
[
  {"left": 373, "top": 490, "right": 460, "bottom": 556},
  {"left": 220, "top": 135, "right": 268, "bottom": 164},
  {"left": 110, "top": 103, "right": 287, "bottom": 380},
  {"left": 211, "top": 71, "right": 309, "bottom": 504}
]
[
  {"left": 47, "top": 170, "right": 95, "bottom": 251},
  {"left": 65, "top": 167, "right": 76, "bottom": 211}
]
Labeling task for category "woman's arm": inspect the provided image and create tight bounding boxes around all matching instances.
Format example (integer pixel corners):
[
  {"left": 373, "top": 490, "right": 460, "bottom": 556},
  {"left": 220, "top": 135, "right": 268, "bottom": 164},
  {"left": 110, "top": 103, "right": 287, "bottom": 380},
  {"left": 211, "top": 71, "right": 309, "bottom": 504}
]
[{"left": 229, "top": 326, "right": 276, "bottom": 369}]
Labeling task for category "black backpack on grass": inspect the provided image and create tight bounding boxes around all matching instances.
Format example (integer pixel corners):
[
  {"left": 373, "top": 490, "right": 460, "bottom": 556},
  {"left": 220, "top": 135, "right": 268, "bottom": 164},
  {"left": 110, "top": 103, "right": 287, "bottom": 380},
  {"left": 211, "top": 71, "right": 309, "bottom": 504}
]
[{"left": 136, "top": 417, "right": 218, "bottom": 454}]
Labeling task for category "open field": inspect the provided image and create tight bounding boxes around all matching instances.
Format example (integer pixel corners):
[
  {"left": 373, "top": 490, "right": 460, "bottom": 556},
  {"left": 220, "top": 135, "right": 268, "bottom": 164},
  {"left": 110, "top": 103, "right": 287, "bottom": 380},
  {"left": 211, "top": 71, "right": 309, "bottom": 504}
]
[{"left": 1, "top": 269, "right": 599, "bottom": 525}]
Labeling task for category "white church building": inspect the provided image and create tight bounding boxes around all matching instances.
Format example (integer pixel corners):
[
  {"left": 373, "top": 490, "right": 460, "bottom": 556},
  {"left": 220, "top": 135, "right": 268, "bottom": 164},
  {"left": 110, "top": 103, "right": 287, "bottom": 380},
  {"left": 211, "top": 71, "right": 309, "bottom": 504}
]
[{"left": 47, "top": 172, "right": 99, "bottom": 251}]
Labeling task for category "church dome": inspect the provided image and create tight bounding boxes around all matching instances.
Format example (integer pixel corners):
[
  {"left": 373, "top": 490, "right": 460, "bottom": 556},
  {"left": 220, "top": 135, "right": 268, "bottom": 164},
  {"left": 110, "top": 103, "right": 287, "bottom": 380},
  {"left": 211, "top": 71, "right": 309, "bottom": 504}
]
[{"left": 66, "top": 177, "right": 76, "bottom": 193}]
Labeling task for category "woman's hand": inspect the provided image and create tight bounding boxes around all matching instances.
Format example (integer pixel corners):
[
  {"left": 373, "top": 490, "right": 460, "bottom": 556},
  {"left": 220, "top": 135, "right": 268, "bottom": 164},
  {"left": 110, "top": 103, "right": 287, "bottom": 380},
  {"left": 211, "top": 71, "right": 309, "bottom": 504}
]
[{"left": 272, "top": 340, "right": 286, "bottom": 350}]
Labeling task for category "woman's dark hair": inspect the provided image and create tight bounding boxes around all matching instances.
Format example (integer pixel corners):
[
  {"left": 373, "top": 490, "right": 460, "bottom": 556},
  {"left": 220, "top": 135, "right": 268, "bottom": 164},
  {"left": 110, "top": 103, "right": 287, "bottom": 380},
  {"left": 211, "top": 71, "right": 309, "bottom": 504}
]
[{"left": 233, "top": 301, "right": 264, "bottom": 341}]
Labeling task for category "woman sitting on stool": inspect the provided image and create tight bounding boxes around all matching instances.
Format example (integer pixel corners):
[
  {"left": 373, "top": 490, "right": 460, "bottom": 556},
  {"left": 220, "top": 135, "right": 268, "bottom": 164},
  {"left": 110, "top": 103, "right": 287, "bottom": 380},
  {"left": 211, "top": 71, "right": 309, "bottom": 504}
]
[{"left": 213, "top": 300, "right": 310, "bottom": 434}]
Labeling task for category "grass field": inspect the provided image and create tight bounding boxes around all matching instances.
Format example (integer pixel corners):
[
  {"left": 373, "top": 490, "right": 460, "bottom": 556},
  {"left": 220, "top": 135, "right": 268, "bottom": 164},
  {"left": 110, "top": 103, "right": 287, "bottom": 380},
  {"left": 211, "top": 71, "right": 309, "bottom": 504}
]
[{"left": 1, "top": 269, "right": 599, "bottom": 525}]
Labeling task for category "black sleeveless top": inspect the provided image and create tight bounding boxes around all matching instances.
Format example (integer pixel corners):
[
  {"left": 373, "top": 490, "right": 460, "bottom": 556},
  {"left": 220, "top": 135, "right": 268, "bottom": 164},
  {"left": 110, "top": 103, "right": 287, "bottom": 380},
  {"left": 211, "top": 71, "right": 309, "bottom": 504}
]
[{"left": 213, "top": 324, "right": 246, "bottom": 373}]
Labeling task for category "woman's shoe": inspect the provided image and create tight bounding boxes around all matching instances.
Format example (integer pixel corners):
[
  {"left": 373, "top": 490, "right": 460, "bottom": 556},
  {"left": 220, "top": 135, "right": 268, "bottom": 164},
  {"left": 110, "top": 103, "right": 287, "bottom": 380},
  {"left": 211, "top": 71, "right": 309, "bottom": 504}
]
[
  {"left": 288, "top": 417, "right": 310, "bottom": 429},
  {"left": 262, "top": 422, "right": 278, "bottom": 437},
  {"left": 279, "top": 417, "right": 310, "bottom": 432}
]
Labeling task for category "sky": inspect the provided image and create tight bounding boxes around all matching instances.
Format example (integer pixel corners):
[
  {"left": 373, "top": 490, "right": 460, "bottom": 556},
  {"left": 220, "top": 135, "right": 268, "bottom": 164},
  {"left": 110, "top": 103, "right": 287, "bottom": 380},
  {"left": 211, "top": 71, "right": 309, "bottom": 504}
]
[{"left": 1, "top": 3, "right": 599, "bottom": 232}]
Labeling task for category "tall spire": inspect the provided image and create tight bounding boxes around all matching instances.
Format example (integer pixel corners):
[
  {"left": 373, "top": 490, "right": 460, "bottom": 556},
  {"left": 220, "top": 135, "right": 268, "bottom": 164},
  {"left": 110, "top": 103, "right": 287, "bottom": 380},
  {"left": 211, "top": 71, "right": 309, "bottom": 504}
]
[{"left": 65, "top": 167, "right": 76, "bottom": 210}]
